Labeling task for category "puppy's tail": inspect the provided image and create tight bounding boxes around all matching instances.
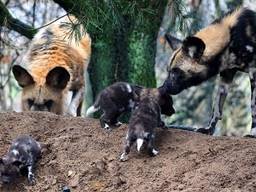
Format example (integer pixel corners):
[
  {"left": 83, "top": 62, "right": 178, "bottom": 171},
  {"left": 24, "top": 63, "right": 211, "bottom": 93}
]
[
  {"left": 86, "top": 96, "right": 101, "bottom": 117},
  {"left": 86, "top": 105, "right": 100, "bottom": 117},
  {"left": 136, "top": 138, "right": 144, "bottom": 152}
]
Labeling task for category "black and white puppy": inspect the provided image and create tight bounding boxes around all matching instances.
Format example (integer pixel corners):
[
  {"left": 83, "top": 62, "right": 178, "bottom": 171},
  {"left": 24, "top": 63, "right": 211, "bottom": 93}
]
[
  {"left": 0, "top": 135, "right": 41, "bottom": 185},
  {"left": 86, "top": 82, "right": 142, "bottom": 129},
  {"left": 120, "top": 88, "right": 175, "bottom": 161}
]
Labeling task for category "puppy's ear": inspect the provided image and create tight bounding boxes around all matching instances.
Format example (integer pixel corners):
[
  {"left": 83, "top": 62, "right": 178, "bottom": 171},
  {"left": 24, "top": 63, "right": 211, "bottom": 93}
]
[
  {"left": 12, "top": 160, "right": 22, "bottom": 167},
  {"left": 0, "top": 158, "right": 3, "bottom": 164},
  {"left": 182, "top": 36, "right": 205, "bottom": 59}
]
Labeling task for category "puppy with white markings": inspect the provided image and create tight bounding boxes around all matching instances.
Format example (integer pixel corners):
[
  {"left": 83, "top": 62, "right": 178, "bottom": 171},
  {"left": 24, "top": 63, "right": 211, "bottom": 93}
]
[
  {"left": 0, "top": 135, "right": 41, "bottom": 185},
  {"left": 120, "top": 88, "right": 175, "bottom": 161},
  {"left": 86, "top": 82, "right": 142, "bottom": 129}
]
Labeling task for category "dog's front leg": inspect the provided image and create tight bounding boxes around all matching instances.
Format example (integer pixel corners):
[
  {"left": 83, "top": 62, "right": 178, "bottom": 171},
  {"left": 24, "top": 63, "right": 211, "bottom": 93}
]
[
  {"left": 67, "top": 87, "right": 84, "bottom": 116},
  {"left": 197, "top": 78, "right": 230, "bottom": 135},
  {"left": 27, "top": 164, "right": 36, "bottom": 185},
  {"left": 120, "top": 134, "right": 133, "bottom": 162},
  {"left": 249, "top": 71, "right": 256, "bottom": 137},
  {"left": 148, "top": 134, "right": 159, "bottom": 156}
]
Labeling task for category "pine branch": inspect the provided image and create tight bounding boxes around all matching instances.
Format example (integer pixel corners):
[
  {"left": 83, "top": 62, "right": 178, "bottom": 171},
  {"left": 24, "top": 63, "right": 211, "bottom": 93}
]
[{"left": 0, "top": 0, "right": 37, "bottom": 39}]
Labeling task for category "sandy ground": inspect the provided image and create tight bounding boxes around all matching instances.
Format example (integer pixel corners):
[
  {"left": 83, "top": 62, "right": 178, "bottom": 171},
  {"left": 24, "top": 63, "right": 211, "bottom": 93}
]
[{"left": 0, "top": 112, "right": 256, "bottom": 192}]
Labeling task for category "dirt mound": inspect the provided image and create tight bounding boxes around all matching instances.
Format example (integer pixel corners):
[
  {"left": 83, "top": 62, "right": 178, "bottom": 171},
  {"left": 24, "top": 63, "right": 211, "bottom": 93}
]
[{"left": 0, "top": 112, "right": 256, "bottom": 192}]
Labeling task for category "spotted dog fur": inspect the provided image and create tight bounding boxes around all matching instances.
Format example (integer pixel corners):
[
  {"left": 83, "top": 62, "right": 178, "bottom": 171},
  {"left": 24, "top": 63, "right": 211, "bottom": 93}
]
[
  {"left": 164, "top": 8, "right": 256, "bottom": 136},
  {"left": 86, "top": 82, "right": 143, "bottom": 129},
  {"left": 120, "top": 88, "right": 175, "bottom": 161},
  {"left": 0, "top": 136, "right": 41, "bottom": 185}
]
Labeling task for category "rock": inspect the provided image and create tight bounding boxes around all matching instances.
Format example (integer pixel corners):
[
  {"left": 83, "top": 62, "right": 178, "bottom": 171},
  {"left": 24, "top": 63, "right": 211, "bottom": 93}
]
[
  {"left": 52, "top": 177, "right": 57, "bottom": 185},
  {"left": 69, "top": 175, "right": 80, "bottom": 188},
  {"left": 68, "top": 170, "right": 74, "bottom": 177}
]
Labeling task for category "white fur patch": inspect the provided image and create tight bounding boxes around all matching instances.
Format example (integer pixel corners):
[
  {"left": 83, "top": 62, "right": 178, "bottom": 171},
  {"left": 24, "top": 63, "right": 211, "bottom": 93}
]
[
  {"left": 86, "top": 106, "right": 100, "bottom": 117},
  {"left": 104, "top": 123, "right": 110, "bottom": 129},
  {"left": 11, "top": 149, "right": 19, "bottom": 156},
  {"left": 246, "top": 45, "right": 253, "bottom": 53},
  {"left": 152, "top": 149, "right": 159, "bottom": 156},
  {"left": 68, "top": 105, "right": 77, "bottom": 117},
  {"left": 136, "top": 138, "right": 144, "bottom": 152},
  {"left": 126, "top": 84, "right": 132, "bottom": 93},
  {"left": 120, "top": 153, "right": 128, "bottom": 162},
  {"left": 115, "top": 122, "right": 122, "bottom": 126}
]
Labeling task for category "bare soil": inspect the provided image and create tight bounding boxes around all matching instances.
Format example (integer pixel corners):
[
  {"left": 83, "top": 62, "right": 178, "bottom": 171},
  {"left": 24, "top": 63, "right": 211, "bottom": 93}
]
[{"left": 0, "top": 112, "right": 256, "bottom": 192}]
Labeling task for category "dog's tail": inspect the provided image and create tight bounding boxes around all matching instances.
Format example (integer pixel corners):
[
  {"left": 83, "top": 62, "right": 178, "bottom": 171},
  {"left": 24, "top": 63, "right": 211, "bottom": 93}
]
[
  {"left": 86, "top": 96, "right": 100, "bottom": 117},
  {"left": 136, "top": 138, "right": 144, "bottom": 152}
]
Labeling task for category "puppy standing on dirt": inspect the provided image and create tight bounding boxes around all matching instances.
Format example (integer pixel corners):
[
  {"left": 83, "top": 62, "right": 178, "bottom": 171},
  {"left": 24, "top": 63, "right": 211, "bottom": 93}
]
[
  {"left": 86, "top": 82, "right": 142, "bottom": 129},
  {"left": 0, "top": 135, "right": 41, "bottom": 185},
  {"left": 120, "top": 88, "right": 175, "bottom": 161},
  {"left": 12, "top": 15, "right": 91, "bottom": 116}
]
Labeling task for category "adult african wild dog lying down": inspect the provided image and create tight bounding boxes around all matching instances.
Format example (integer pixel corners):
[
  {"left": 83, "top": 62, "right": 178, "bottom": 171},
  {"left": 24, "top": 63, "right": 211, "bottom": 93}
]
[
  {"left": 86, "top": 82, "right": 175, "bottom": 129},
  {"left": 120, "top": 88, "right": 175, "bottom": 161},
  {"left": 12, "top": 16, "right": 91, "bottom": 116},
  {"left": 0, "top": 136, "right": 41, "bottom": 185},
  {"left": 163, "top": 8, "right": 256, "bottom": 136}
]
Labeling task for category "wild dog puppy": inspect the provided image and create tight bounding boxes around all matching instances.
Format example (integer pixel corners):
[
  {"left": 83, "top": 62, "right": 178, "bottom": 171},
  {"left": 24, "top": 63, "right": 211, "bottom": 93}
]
[
  {"left": 120, "top": 88, "right": 175, "bottom": 161},
  {"left": 164, "top": 8, "right": 256, "bottom": 136},
  {"left": 86, "top": 82, "right": 142, "bottom": 129},
  {"left": 0, "top": 136, "right": 41, "bottom": 185},
  {"left": 12, "top": 15, "right": 91, "bottom": 116}
]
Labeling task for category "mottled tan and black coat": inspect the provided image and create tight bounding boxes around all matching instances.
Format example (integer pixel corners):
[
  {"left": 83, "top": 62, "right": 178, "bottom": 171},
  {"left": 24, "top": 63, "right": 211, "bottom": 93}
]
[
  {"left": 164, "top": 8, "right": 256, "bottom": 136},
  {"left": 12, "top": 16, "right": 91, "bottom": 116}
]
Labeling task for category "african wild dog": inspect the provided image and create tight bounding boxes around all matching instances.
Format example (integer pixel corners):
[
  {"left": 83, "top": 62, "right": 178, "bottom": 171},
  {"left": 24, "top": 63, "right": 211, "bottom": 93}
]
[
  {"left": 12, "top": 15, "right": 91, "bottom": 116},
  {"left": 86, "top": 82, "right": 143, "bottom": 129},
  {"left": 120, "top": 88, "right": 175, "bottom": 161},
  {"left": 0, "top": 136, "right": 41, "bottom": 185},
  {"left": 163, "top": 8, "right": 256, "bottom": 136}
]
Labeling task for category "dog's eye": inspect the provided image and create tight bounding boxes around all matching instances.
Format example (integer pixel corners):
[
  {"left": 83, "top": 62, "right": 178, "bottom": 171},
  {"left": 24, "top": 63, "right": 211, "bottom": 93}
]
[
  {"left": 27, "top": 99, "right": 34, "bottom": 107},
  {"left": 44, "top": 100, "right": 53, "bottom": 109}
]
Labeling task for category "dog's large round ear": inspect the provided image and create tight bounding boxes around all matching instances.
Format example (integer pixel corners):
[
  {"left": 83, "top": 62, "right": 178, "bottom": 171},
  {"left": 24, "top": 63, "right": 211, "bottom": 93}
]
[
  {"left": 182, "top": 36, "right": 205, "bottom": 59},
  {"left": 46, "top": 67, "right": 70, "bottom": 90},
  {"left": 12, "top": 65, "right": 35, "bottom": 88}
]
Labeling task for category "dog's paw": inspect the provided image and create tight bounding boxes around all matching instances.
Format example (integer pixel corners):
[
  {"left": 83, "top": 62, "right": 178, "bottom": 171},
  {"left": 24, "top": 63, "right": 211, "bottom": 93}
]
[
  {"left": 149, "top": 149, "right": 159, "bottom": 157},
  {"left": 244, "top": 134, "right": 256, "bottom": 138},
  {"left": 196, "top": 127, "right": 214, "bottom": 135},
  {"left": 120, "top": 153, "right": 128, "bottom": 162},
  {"left": 28, "top": 173, "right": 36, "bottom": 185},
  {"left": 152, "top": 149, "right": 159, "bottom": 156},
  {"left": 114, "top": 122, "right": 122, "bottom": 127}
]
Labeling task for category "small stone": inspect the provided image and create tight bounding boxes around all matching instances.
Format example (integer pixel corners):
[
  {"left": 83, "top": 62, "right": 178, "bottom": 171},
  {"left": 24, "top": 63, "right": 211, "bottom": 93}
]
[
  {"left": 68, "top": 170, "right": 73, "bottom": 177},
  {"left": 52, "top": 178, "right": 57, "bottom": 185},
  {"left": 69, "top": 175, "right": 80, "bottom": 188}
]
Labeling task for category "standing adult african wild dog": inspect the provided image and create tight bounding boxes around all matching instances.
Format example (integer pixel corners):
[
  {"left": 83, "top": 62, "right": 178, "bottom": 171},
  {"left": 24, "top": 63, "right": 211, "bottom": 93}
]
[
  {"left": 163, "top": 8, "right": 256, "bottom": 136},
  {"left": 12, "top": 16, "right": 91, "bottom": 116}
]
